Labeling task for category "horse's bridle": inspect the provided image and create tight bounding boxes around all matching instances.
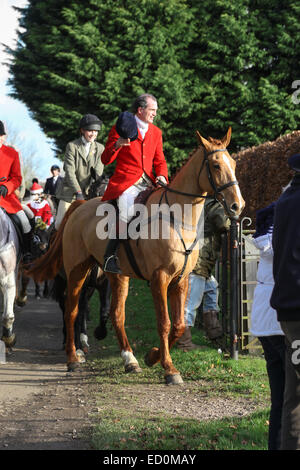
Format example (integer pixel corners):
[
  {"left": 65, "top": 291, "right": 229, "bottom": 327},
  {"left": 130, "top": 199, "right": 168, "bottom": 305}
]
[
  {"left": 157, "top": 147, "right": 239, "bottom": 211},
  {"left": 155, "top": 147, "right": 239, "bottom": 288}
]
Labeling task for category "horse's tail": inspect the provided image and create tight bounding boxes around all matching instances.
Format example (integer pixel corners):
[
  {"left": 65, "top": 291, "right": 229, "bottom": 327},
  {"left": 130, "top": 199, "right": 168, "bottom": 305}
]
[{"left": 25, "top": 200, "right": 86, "bottom": 283}]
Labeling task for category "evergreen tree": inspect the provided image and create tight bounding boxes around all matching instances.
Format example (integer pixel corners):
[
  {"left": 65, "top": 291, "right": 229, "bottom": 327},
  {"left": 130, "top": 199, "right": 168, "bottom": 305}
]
[
  {"left": 7, "top": 0, "right": 195, "bottom": 171},
  {"left": 6, "top": 0, "right": 300, "bottom": 172},
  {"left": 185, "top": 0, "right": 300, "bottom": 150}
]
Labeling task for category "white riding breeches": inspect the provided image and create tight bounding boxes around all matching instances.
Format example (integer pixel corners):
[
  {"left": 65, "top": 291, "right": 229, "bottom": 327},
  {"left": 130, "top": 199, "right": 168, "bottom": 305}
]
[
  {"left": 55, "top": 200, "right": 71, "bottom": 230},
  {"left": 16, "top": 210, "right": 31, "bottom": 234},
  {"left": 117, "top": 175, "right": 152, "bottom": 223}
]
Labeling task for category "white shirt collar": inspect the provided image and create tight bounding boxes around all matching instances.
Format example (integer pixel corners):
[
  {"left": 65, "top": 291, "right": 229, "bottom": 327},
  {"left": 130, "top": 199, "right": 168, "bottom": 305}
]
[
  {"left": 135, "top": 115, "right": 149, "bottom": 139},
  {"left": 81, "top": 136, "right": 92, "bottom": 155}
]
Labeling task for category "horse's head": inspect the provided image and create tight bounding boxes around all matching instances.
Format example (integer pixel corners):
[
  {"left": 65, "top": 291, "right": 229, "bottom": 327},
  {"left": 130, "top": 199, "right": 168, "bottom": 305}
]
[
  {"left": 87, "top": 174, "right": 110, "bottom": 200},
  {"left": 196, "top": 127, "right": 245, "bottom": 218}
]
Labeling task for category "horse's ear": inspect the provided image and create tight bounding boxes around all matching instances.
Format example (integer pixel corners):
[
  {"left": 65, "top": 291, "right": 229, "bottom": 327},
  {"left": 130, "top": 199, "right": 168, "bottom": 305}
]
[
  {"left": 222, "top": 127, "right": 232, "bottom": 148},
  {"left": 90, "top": 167, "right": 96, "bottom": 180},
  {"left": 195, "top": 131, "right": 212, "bottom": 150}
]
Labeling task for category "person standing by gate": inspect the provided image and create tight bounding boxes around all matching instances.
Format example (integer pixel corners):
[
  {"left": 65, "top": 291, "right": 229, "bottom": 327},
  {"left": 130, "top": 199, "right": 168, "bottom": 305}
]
[
  {"left": 177, "top": 196, "right": 229, "bottom": 350},
  {"left": 250, "top": 202, "right": 285, "bottom": 450},
  {"left": 270, "top": 153, "right": 300, "bottom": 450}
]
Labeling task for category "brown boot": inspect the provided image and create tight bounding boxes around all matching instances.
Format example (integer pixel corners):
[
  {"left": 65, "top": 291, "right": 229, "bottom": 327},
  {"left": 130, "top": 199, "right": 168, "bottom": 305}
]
[
  {"left": 203, "top": 310, "right": 223, "bottom": 340},
  {"left": 177, "top": 327, "right": 202, "bottom": 351}
]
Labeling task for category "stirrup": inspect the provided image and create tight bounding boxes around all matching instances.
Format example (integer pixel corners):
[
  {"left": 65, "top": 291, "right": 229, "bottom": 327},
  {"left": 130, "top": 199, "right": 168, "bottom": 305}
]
[{"left": 103, "top": 255, "right": 122, "bottom": 274}]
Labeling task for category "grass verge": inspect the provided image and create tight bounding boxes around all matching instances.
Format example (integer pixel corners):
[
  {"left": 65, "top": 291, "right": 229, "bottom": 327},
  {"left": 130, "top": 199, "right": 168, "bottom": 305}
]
[{"left": 86, "top": 278, "right": 270, "bottom": 450}]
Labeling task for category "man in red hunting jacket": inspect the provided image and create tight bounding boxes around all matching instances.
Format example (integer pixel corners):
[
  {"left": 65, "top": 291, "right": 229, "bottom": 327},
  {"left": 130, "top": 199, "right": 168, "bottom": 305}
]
[
  {"left": 101, "top": 94, "right": 169, "bottom": 273},
  {"left": 0, "top": 120, "right": 37, "bottom": 263}
]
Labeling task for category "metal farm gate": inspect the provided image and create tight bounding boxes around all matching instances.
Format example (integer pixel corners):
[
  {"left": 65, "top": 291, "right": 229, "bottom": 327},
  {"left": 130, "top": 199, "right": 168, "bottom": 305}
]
[{"left": 215, "top": 217, "right": 262, "bottom": 359}]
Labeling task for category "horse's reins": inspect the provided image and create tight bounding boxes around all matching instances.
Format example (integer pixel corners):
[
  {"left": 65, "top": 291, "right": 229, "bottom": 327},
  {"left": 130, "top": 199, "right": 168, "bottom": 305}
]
[{"left": 156, "top": 147, "right": 239, "bottom": 287}]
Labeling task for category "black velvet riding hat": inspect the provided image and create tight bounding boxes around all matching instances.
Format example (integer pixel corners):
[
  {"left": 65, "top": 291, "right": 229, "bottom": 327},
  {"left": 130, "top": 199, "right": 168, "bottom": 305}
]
[
  {"left": 116, "top": 111, "right": 138, "bottom": 141},
  {"left": 0, "top": 120, "right": 6, "bottom": 136},
  {"left": 288, "top": 154, "right": 300, "bottom": 172},
  {"left": 79, "top": 114, "right": 103, "bottom": 131}
]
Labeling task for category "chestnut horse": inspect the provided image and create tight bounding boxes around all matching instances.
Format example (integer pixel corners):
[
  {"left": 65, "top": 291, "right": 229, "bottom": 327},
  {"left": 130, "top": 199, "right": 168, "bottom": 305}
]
[{"left": 26, "top": 128, "right": 244, "bottom": 384}]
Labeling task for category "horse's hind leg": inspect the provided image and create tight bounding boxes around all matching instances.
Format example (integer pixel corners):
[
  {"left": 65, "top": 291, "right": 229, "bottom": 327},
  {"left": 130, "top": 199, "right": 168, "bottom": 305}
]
[
  {"left": 146, "top": 270, "right": 183, "bottom": 385},
  {"left": 107, "top": 274, "right": 142, "bottom": 373},
  {"left": 94, "top": 276, "right": 111, "bottom": 340},
  {"left": 1, "top": 272, "right": 17, "bottom": 348},
  {"left": 65, "top": 259, "right": 92, "bottom": 371}
]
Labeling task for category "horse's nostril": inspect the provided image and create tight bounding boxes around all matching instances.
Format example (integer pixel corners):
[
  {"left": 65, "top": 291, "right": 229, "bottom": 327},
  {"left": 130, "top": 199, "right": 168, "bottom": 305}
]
[{"left": 231, "top": 203, "right": 239, "bottom": 213}]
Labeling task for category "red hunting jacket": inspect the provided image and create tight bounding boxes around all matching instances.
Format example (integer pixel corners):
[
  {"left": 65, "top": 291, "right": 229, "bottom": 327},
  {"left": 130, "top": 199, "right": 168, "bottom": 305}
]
[
  {"left": 101, "top": 123, "right": 169, "bottom": 201},
  {"left": 0, "top": 144, "right": 23, "bottom": 214}
]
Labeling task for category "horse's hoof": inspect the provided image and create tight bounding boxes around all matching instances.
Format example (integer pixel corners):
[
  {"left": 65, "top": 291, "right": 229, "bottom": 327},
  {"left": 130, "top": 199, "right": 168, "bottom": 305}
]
[
  {"left": 125, "top": 363, "right": 142, "bottom": 374},
  {"left": 144, "top": 347, "right": 159, "bottom": 367},
  {"left": 16, "top": 296, "right": 27, "bottom": 307},
  {"left": 76, "top": 349, "right": 86, "bottom": 363},
  {"left": 1, "top": 333, "right": 16, "bottom": 348},
  {"left": 165, "top": 374, "right": 184, "bottom": 386},
  {"left": 67, "top": 361, "right": 81, "bottom": 372}
]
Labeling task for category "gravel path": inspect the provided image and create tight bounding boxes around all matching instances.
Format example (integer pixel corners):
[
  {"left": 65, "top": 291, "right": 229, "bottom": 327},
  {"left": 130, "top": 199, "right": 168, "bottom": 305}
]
[
  {"left": 0, "top": 281, "right": 97, "bottom": 450},
  {"left": 0, "top": 281, "right": 267, "bottom": 451}
]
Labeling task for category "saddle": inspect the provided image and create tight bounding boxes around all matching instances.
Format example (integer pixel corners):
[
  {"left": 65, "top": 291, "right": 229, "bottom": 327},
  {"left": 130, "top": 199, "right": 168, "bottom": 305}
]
[
  {"left": 7, "top": 212, "right": 24, "bottom": 250},
  {"left": 105, "top": 189, "right": 155, "bottom": 281}
]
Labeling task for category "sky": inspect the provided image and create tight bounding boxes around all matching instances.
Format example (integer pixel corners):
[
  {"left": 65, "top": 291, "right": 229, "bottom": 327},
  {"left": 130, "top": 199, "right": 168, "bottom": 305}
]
[{"left": 0, "top": 0, "right": 62, "bottom": 182}]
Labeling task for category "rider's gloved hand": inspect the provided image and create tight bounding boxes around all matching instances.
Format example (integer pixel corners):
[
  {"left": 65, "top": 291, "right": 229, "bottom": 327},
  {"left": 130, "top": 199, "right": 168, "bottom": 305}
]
[
  {"left": 0, "top": 185, "right": 8, "bottom": 198},
  {"left": 76, "top": 192, "right": 84, "bottom": 200}
]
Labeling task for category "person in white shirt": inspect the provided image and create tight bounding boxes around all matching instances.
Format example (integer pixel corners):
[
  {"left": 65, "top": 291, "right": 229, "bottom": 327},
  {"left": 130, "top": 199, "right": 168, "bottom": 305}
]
[{"left": 250, "top": 202, "right": 285, "bottom": 450}]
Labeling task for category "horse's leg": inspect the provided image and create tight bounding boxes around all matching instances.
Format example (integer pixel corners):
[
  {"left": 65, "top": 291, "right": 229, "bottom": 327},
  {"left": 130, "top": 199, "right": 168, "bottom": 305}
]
[
  {"left": 43, "top": 280, "right": 49, "bottom": 298},
  {"left": 35, "top": 281, "right": 41, "bottom": 299},
  {"left": 64, "top": 259, "right": 91, "bottom": 371},
  {"left": 16, "top": 272, "right": 30, "bottom": 306},
  {"left": 145, "top": 269, "right": 183, "bottom": 385},
  {"left": 94, "top": 277, "right": 111, "bottom": 340},
  {"left": 167, "top": 277, "right": 189, "bottom": 349},
  {"left": 107, "top": 274, "right": 142, "bottom": 373},
  {"left": 1, "top": 272, "right": 17, "bottom": 348},
  {"left": 76, "top": 285, "right": 90, "bottom": 354}
]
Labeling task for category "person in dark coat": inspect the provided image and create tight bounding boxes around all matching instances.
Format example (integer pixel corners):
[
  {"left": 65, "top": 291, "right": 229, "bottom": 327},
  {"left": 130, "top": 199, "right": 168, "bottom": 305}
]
[
  {"left": 270, "top": 153, "right": 300, "bottom": 450},
  {"left": 44, "top": 165, "right": 63, "bottom": 210}
]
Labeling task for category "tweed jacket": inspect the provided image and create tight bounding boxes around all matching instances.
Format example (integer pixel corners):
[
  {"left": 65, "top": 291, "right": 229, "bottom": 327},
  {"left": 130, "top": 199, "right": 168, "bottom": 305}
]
[
  {"left": 56, "top": 138, "right": 104, "bottom": 203},
  {"left": 101, "top": 123, "right": 168, "bottom": 201}
]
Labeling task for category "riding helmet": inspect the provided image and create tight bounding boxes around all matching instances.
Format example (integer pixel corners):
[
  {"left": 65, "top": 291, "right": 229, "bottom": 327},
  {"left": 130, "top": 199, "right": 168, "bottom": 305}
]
[
  {"left": 116, "top": 111, "right": 138, "bottom": 141},
  {"left": 79, "top": 114, "right": 103, "bottom": 131},
  {"left": 288, "top": 154, "right": 300, "bottom": 172},
  {"left": 51, "top": 164, "right": 60, "bottom": 172}
]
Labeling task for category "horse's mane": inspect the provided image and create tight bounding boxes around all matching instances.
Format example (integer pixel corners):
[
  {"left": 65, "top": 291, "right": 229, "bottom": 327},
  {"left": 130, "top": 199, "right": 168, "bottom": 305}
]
[
  {"left": 170, "top": 137, "right": 225, "bottom": 181},
  {"left": 170, "top": 146, "right": 200, "bottom": 182}
]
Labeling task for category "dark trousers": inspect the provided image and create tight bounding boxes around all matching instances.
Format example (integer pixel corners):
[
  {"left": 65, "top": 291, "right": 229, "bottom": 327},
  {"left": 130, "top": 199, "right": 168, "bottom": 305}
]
[
  {"left": 279, "top": 321, "right": 300, "bottom": 450},
  {"left": 258, "top": 335, "right": 286, "bottom": 450}
]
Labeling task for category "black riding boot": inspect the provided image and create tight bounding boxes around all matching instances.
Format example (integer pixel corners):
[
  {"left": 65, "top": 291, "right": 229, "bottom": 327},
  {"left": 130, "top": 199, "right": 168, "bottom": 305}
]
[
  {"left": 22, "top": 229, "right": 39, "bottom": 265},
  {"left": 103, "top": 238, "right": 121, "bottom": 274}
]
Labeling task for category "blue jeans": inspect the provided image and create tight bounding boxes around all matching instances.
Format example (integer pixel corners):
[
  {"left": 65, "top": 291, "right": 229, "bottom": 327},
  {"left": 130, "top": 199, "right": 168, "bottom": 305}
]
[{"left": 184, "top": 274, "right": 219, "bottom": 327}]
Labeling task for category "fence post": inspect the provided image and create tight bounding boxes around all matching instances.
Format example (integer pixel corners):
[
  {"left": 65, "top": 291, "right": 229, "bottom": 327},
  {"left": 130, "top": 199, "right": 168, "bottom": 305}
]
[{"left": 230, "top": 218, "right": 239, "bottom": 359}]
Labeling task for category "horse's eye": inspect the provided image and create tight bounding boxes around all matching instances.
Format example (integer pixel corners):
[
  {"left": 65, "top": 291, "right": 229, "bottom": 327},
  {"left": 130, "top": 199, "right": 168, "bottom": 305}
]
[{"left": 213, "top": 164, "right": 220, "bottom": 169}]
